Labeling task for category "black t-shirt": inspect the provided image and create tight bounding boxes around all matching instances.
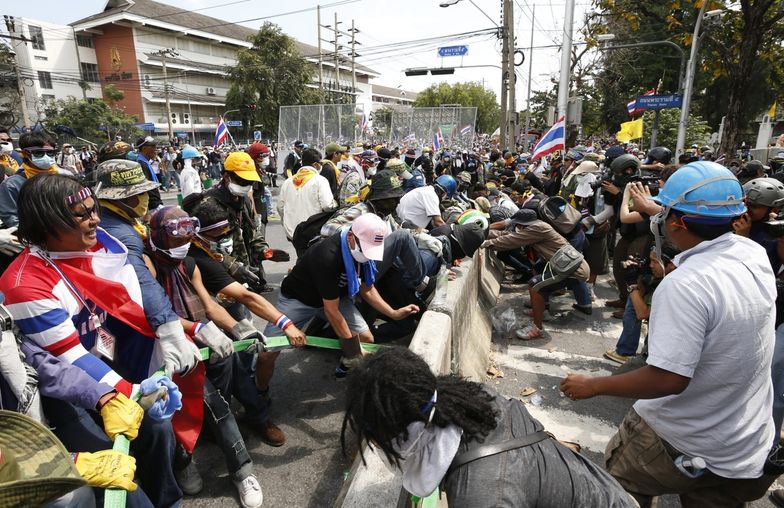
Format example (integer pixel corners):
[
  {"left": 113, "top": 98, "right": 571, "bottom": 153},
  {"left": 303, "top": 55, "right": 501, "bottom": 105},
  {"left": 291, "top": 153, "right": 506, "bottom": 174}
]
[
  {"left": 280, "top": 233, "right": 358, "bottom": 307},
  {"left": 188, "top": 245, "right": 237, "bottom": 295}
]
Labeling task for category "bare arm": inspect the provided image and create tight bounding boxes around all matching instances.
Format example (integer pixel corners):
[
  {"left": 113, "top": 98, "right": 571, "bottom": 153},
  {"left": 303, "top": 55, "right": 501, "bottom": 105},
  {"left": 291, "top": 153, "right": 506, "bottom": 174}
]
[
  {"left": 629, "top": 287, "right": 650, "bottom": 320},
  {"left": 359, "top": 284, "right": 418, "bottom": 321},
  {"left": 619, "top": 184, "right": 644, "bottom": 224},
  {"left": 323, "top": 297, "right": 353, "bottom": 339},
  {"left": 561, "top": 365, "right": 690, "bottom": 400},
  {"left": 191, "top": 265, "right": 238, "bottom": 332},
  {"left": 431, "top": 215, "right": 446, "bottom": 227}
]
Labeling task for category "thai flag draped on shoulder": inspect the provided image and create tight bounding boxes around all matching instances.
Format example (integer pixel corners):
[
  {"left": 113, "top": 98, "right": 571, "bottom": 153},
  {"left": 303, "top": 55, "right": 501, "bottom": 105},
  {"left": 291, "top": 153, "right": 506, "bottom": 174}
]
[
  {"left": 531, "top": 116, "right": 565, "bottom": 161},
  {"left": 214, "top": 116, "right": 229, "bottom": 147}
]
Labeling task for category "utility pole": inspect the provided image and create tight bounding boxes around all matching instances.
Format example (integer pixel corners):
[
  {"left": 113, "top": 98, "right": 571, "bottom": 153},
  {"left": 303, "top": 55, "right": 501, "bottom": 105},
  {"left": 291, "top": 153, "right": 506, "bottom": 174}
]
[
  {"left": 523, "top": 3, "right": 535, "bottom": 151},
  {"left": 317, "top": 5, "right": 324, "bottom": 93},
  {"left": 152, "top": 48, "right": 178, "bottom": 142},
  {"left": 675, "top": 0, "right": 708, "bottom": 156},
  {"left": 350, "top": 19, "right": 357, "bottom": 99},
  {"left": 334, "top": 13, "right": 341, "bottom": 102},
  {"left": 506, "top": 0, "right": 516, "bottom": 146},
  {"left": 4, "top": 16, "right": 31, "bottom": 129},
  {"left": 499, "top": 0, "right": 509, "bottom": 149},
  {"left": 557, "top": 0, "right": 575, "bottom": 126}
]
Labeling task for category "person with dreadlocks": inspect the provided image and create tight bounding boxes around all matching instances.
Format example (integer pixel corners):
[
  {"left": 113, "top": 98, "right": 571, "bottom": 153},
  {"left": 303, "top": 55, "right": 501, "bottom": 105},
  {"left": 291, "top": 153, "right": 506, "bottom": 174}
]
[
  {"left": 0, "top": 173, "right": 185, "bottom": 507},
  {"left": 341, "top": 347, "right": 636, "bottom": 507},
  {"left": 143, "top": 205, "right": 265, "bottom": 507},
  {"left": 0, "top": 131, "right": 60, "bottom": 228},
  {"left": 183, "top": 193, "right": 306, "bottom": 446}
]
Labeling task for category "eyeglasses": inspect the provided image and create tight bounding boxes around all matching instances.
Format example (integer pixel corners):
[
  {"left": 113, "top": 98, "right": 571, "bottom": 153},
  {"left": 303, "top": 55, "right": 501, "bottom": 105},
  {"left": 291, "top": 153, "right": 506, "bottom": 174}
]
[
  {"left": 26, "top": 148, "right": 57, "bottom": 157},
  {"left": 163, "top": 216, "right": 200, "bottom": 237},
  {"left": 72, "top": 204, "right": 100, "bottom": 222}
]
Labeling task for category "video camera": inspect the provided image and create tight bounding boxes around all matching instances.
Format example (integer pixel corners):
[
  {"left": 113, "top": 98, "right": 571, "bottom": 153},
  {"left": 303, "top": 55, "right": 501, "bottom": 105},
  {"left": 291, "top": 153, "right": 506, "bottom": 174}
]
[
  {"left": 628, "top": 174, "right": 661, "bottom": 195},
  {"left": 762, "top": 219, "right": 784, "bottom": 238}
]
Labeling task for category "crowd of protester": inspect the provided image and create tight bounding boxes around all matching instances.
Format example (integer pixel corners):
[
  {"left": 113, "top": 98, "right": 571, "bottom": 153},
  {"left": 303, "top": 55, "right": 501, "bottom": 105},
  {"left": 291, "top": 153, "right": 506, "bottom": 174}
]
[{"left": 0, "top": 124, "right": 783, "bottom": 507}]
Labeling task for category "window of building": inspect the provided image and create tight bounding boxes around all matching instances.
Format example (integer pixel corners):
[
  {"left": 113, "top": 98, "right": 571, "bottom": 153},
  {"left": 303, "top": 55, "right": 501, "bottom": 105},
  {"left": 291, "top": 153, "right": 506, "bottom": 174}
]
[
  {"left": 81, "top": 63, "right": 99, "bottom": 83},
  {"left": 76, "top": 35, "right": 93, "bottom": 48},
  {"left": 41, "top": 94, "right": 55, "bottom": 102},
  {"left": 29, "top": 25, "right": 45, "bottom": 50},
  {"left": 38, "top": 71, "right": 52, "bottom": 89}
]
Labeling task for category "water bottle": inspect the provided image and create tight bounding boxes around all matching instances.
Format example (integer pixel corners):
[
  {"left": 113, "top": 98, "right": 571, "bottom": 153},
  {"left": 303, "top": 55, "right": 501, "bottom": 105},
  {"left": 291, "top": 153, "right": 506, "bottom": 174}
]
[{"left": 674, "top": 455, "right": 707, "bottom": 478}]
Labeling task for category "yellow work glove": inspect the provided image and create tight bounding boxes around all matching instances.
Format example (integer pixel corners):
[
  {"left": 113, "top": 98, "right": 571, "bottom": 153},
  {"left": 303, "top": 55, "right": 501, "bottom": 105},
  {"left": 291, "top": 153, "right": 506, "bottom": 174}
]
[
  {"left": 99, "top": 393, "right": 144, "bottom": 441},
  {"left": 74, "top": 450, "right": 138, "bottom": 491}
]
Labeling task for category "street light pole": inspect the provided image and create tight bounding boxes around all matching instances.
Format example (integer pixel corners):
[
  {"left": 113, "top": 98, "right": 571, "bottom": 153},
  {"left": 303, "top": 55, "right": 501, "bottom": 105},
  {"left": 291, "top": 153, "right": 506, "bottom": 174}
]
[
  {"left": 675, "top": 1, "right": 709, "bottom": 156},
  {"left": 524, "top": 3, "right": 535, "bottom": 151},
  {"left": 557, "top": 0, "right": 575, "bottom": 126}
]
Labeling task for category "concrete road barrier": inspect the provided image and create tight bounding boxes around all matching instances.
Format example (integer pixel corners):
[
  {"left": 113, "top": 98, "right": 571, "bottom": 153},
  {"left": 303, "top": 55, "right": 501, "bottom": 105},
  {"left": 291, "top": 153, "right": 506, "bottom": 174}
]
[{"left": 336, "top": 249, "right": 503, "bottom": 508}]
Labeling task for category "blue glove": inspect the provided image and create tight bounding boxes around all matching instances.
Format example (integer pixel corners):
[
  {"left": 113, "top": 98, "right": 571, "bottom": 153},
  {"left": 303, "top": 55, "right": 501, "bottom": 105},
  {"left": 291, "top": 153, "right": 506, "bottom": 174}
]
[{"left": 139, "top": 375, "right": 183, "bottom": 421}]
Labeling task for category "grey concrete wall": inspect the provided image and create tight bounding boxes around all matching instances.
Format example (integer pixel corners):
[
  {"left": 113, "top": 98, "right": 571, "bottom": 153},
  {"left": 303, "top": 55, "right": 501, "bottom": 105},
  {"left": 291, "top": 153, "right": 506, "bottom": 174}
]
[{"left": 336, "top": 249, "right": 503, "bottom": 508}]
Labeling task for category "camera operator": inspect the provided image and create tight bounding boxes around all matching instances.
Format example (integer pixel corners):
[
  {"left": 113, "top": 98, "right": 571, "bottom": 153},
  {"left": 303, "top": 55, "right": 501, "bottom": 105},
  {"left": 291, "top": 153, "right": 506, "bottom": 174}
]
[{"left": 640, "top": 146, "right": 672, "bottom": 174}]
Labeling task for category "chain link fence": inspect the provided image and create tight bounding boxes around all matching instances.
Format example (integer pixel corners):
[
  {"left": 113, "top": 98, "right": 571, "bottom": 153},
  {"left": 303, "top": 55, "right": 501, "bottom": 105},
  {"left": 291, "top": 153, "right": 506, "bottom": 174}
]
[
  {"left": 389, "top": 106, "right": 477, "bottom": 148},
  {"left": 277, "top": 104, "right": 366, "bottom": 173}
]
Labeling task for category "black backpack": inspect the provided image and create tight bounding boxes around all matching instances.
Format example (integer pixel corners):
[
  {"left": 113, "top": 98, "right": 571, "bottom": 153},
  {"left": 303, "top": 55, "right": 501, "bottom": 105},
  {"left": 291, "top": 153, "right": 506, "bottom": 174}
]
[
  {"left": 537, "top": 196, "right": 582, "bottom": 236},
  {"left": 291, "top": 210, "right": 337, "bottom": 252}
]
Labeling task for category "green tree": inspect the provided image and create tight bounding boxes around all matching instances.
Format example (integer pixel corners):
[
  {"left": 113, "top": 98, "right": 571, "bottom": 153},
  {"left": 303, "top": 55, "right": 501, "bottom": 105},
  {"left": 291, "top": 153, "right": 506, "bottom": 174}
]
[
  {"left": 0, "top": 42, "right": 22, "bottom": 128},
  {"left": 225, "top": 22, "right": 318, "bottom": 138},
  {"left": 103, "top": 84, "right": 125, "bottom": 107},
  {"left": 642, "top": 108, "right": 710, "bottom": 149},
  {"left": 413, "top": 81, "right": 500, "bottom": 134},
  {"left": 43, "top": 98, "right": 142, "bottom": 143},
  {"left": 370, "top": 106, "right": 394, "bottom": 136}
]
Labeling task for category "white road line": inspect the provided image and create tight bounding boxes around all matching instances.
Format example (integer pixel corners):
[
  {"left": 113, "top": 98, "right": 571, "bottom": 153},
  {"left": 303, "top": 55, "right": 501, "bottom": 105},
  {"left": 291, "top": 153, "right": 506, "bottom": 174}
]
[
  {"left": 526, "top": 405, "right": 617, "bottom": 454},
  {"left": 494, "top": 346, "right": 616, "bottom": 378}
]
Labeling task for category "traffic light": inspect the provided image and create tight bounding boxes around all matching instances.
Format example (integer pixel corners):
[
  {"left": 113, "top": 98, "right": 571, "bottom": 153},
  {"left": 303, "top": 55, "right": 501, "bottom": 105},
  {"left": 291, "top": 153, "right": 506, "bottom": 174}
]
[{"left": 429, "top": 68, "right": 455, "bottom": 75}]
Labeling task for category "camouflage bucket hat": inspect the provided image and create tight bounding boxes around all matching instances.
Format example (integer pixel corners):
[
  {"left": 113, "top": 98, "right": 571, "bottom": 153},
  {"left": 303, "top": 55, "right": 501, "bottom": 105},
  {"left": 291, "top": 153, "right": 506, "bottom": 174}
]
[
  {"left": 0, "top": 411, "right": 86, "bottom": 506},
  {"left": 92, "top": 159, "right": 159, "bottom": 200},
  {"left": 366, "top": 169, "right": 405, "bottom": 201},
  {"left": 97, "top": 140, "right": 133, "bottom": 163}
]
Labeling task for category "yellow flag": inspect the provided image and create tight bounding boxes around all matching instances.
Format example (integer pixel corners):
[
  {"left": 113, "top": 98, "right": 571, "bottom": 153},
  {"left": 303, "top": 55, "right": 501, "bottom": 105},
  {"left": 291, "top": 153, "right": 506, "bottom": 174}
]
[
  {"left": 769, "top": 102, "right": 777, "bottom": 119},
  {"left": 616, "top": 118, "right": 644, "bottom": 142}
]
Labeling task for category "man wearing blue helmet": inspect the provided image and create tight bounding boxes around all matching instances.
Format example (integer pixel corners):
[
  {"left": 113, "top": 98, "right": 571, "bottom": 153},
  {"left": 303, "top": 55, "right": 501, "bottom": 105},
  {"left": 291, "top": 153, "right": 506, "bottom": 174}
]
[
  {"left": 561, "top": 161, "right": 779, "bottom": 506},
  {"left": 396, "top": 175, "right": 457, "bottom": 230}
]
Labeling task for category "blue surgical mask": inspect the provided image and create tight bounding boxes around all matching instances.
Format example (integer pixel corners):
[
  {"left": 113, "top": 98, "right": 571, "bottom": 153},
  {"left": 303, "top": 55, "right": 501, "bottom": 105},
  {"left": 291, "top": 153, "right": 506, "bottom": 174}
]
[{"left": 31, "top": 154, "right": 54, "bottom": 170}]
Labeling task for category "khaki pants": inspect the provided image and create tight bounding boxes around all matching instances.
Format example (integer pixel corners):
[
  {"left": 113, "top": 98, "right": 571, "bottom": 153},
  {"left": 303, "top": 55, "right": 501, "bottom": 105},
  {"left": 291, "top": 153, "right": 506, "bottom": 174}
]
[{"left": 605, "top": 409, "right": 778, "bottom": 508}]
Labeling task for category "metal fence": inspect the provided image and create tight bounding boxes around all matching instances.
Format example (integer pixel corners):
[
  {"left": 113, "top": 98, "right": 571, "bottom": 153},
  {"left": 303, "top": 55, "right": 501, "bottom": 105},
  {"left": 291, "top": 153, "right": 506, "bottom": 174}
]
[
  {"left": 277, "top": 103, "right": 366, "bottom": 173},
  {"left": 389, "top": 106, "right": 478, "bottom": 148}
]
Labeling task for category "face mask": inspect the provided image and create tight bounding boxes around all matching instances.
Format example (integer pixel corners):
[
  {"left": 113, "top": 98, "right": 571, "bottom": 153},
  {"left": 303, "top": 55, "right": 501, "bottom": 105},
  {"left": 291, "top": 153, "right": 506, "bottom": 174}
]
[
  {"left": 228, "top": 182, "right": 252, "bottom": 196},
  {"left": 167, "top": 242, "right": 191, "bottom": 259},
  {"left": 350, "top": 240, "right": 369, "bottom": 263},
  {"left": 261, "top": 156, "right": 270, "bottom": 167},
  {"left": 0, "top": 142, "right": 12, "bottom": 154},
  {"left": 367, "top": 166, "right": 377, "bottom": 177},
  {"left": 132, "top": 193, "right": 149, "bottom": 218},
  {"left": 217, "top": 237, "right": 233, "bottom": 255},
  {"left": 30, "top": 154, "right": 54, "bottom": 170}
]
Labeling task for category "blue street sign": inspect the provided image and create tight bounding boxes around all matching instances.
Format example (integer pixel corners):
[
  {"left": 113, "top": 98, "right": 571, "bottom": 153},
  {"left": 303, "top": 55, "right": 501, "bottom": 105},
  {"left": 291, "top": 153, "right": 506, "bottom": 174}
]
[
  {"left": 438, "top": 45, "right": 469, "bottom": 57},
  {"left": 136, "top": 122, "right": 155, "bottom": 131},
  {"left": 635, "top": 94, "right": 683, "bottom": 111},
  {"left": 253, "top": 130, "right": 262, "bottom": 140},
  {"left": 226, "top": 120, "right": 243, "bottom": 127}
]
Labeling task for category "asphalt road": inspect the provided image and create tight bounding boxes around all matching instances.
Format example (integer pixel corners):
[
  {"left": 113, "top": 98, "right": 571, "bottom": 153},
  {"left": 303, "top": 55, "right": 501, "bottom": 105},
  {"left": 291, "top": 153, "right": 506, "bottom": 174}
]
[{"left": 163, "top": 187, "right": 780, "bottom": 507}]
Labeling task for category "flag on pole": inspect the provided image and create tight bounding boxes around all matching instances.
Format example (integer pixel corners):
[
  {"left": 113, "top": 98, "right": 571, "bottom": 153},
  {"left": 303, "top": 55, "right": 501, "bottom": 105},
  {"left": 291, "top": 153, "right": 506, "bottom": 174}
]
[
  {"left": 359, "top": 114, "right": 368, "bottom": 133},
  {"left": 616, "top": 118, "right": 644, "bottom": 142},
  {"left": 769, "top": 102, "right": 777, "bottom": 120},
  {"left": 627, "top": 89, "right": 656, "bottom": 116},
  {"left": 531, "top": 116, "right": 565, "bottom": 161},
  {"left": 460, "top": 124, "right": 472, "bottom": 136},
  {"left": 213, "top": 117, "right": 229, "bottom": 146},
  {"left": 433, "top": 128, "right": 444, "bottom": 151}
]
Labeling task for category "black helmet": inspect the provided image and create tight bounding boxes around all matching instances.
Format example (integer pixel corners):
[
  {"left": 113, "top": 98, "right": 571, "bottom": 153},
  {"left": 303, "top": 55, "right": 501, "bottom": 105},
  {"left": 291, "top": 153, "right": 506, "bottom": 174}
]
[
  {"left": 450, "top": 223, "right": 486, "bottom": 259},
  {"left": 645, "top": 146, "right": 672, "bottom": 164},
  {"left": 610, "top": 153, "right": 641, "bottom": 174}
]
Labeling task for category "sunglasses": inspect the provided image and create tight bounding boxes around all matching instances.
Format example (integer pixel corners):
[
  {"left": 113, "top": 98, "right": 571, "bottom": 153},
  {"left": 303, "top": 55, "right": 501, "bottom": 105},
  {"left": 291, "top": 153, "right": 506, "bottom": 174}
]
[
  {"left": 26, "top": 148, "right": 57, "bottom": 157},
  {"left": 163, "top": 216, "right": 200, "bottom": 237}
]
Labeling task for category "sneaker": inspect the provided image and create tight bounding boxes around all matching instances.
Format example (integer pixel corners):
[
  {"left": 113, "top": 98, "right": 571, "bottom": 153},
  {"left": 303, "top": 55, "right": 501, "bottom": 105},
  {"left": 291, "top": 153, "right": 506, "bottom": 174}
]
[
  {"left": 603, "top": 349, "right": 632, "bottom": 365},
  {"left": 257, "top": 420, "right": 286, "bottom": 447},
  {"left": 234, "top": 474, "right": 264, "bottom": 508},
  {"left": 174, "top": 459, "right": 203, "bottom": 495},
  {"left": 515, "top": 324, "right": 543, "bottom": 340}
]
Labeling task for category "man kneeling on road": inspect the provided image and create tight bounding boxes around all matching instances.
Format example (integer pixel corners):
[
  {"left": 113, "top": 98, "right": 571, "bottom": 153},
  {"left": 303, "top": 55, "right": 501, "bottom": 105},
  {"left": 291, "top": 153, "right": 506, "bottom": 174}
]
[
  {"left": 560, "top": 161, "right": 780, "bottom": 507},
  {"left": 265, "top": 213, "right": 419, "bottom": 377}
]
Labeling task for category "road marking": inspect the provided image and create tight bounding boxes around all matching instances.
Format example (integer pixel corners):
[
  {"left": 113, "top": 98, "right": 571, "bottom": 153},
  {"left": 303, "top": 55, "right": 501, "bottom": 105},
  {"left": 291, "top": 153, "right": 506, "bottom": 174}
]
[{"left": 494, "top": 346, "right": 616, "bottom": 378}]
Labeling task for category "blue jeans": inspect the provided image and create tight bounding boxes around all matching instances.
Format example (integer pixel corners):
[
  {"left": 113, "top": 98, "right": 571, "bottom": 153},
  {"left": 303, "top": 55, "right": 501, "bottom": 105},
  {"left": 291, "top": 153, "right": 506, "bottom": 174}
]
[
  {"left": 41, "top": 397, "right": 177, "bottom": 508},
  {"left": 497, "top": 249, "right": 532, "bottom": 275},
  {"left": 532, "top": 274, "right": 591, "bottom": 307},
  {"left": 772, "top": 323, "right": 784, "bottom": 441},
  {"left": 614, "top": 296, "right": 641, "bottom": 356},
  {"left": 203, "top": 354, "right": 255, "bottom": 481}
]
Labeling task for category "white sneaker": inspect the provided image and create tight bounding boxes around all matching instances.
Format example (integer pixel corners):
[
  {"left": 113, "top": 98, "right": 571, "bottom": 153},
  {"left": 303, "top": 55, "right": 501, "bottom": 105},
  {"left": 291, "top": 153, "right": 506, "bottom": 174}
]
[{"left": 235, "top": 474, "right": 263, "bottom": 508}]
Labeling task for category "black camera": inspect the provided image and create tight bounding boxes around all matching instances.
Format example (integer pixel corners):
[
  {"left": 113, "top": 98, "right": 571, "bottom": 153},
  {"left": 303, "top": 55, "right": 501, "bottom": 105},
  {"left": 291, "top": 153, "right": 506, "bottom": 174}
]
[
  {"left": 629, "top": 174, "right": 661, "bottom": 195},
  {"left": 0, "top": 305, "right": 13, "bottom": 332}
]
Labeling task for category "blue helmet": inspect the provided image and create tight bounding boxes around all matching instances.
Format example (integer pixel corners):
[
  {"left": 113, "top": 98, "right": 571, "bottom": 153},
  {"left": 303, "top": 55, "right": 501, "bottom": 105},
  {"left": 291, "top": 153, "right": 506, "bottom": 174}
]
[
  {"left": 435, "top": 174, "right": 457, "bottom": 198},
  {"left": 653, "top": 161, "right": 746, "bottom": 218},
  {"left": 181, "top": 145, "right": 200, "bottom": 159}
]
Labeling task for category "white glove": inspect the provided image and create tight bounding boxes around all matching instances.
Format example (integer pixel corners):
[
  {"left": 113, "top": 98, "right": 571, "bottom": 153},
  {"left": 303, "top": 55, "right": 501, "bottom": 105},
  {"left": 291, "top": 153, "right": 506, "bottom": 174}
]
[
  {"left": 415, "top": 232, "right": 444, "bottom": 257},
  {"left": 0, "top": 227, "right": 23, "bottom": 256},
  {"left": 156, "top": 321, "right": 202, "bottom": 377},
  {"left": 194, "top": 321, "right": 234, "bottom": 362}
]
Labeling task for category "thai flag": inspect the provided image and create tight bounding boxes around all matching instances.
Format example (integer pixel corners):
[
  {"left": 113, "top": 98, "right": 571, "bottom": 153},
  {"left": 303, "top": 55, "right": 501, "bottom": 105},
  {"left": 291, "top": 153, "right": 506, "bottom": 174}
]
[
  {"left": 628, "top": 89, "right": 655, "bottom": 116},
  {"left": 531, "top": 116, "right": 565, "bottom": 161},
  {"left": 434, "top": 128, "right": 445, "bottom": 151},
  {"left": 214, "top": 117, "right": 229, "bottom": 146},
  {"left": 460, "top": 124, "right": 472, "bottom": 136},
  {"left": 359, "top": 114, "right": 368, "bottom": 133}
]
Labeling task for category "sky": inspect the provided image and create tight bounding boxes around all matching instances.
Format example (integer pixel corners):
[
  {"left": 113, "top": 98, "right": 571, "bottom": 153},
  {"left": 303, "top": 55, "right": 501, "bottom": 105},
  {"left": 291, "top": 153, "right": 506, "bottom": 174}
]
[{"left": 3, "top": 0, "right": 596, "bottom": 109}]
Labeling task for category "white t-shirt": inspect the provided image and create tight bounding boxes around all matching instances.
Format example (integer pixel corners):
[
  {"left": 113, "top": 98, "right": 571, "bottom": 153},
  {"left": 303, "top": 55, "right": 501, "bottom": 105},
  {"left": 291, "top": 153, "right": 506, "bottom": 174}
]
[
  {"left": 396, "top": 186, "right": 441, "bottom": 228},
  {"left": 635, "top": 232, "right": 776, "bottom": 478}
]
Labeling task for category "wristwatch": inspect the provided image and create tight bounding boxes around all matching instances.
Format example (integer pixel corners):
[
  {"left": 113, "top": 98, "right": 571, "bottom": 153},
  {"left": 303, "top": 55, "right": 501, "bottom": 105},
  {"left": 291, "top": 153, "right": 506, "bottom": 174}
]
[{"left": 627, "top": 284, "right": 639, "bottom": 294}]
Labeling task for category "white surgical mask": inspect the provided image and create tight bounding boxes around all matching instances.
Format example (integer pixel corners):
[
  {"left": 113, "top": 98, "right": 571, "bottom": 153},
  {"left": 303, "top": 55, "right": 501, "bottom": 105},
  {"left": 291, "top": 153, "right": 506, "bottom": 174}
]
[
  {"left": 350, "top": 241, "right": 369, "bottom": 263},
  {"left": 30, "top": 154, "right": 54, "bottom": 170},
  {"left": 167, "top": 242, "right": 191, "bottom": 259},
  {"left": 228, "top": 182, "right": 252, "bottom": 196},
  {"left": 0, "top": 142, "right": 13, "bottom": 154},
  {"left": 367, "top": 166, "right": 377, "bottom": 177}
]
